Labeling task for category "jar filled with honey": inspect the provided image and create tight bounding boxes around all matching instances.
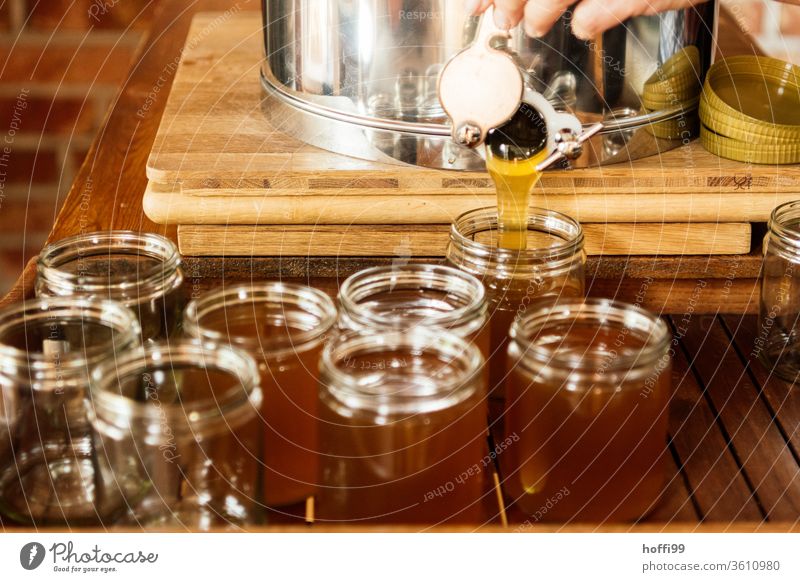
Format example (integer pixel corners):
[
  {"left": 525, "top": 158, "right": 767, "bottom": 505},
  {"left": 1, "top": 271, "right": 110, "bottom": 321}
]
[
  {"left": 337, "top": 264, "right": 489, "bottom": 362},
  {"left": 0, "top": 297, "right": 140, "bottom": 525},
  {"left": 317, "top": 328, "right": 487, "bottom": 524},
  {"left": 36, "top": 231, "right": 185, "bottom": 342},
  {"left": 89, "top": 341, "right": 262, "bottom": 529},
  {"left": 446, "top": 206, "right": 585, "bottom": 398},
  {"left": 501, "top": 299, "right": 672, "bottom": 522},
  {"left": 183, "top": 283, "right": 337, "bottom": 507}
]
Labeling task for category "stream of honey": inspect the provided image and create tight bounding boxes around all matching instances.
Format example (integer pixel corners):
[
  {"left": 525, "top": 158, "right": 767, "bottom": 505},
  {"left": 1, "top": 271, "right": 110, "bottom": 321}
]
[{"left": 484, "top": 104, "right": 550, "bottom": 250}]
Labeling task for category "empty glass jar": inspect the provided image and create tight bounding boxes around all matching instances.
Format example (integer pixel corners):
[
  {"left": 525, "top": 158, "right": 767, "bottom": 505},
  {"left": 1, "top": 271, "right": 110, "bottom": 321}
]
[
  {"left": 0, "top": 297, "right": 140, "bottom": 525},
  {"left": 36, "top": 231, "right": 185, "bottom": 341},
  {"left": 183, "top": 283, "right": 337, "bottom": 507},
  {"left": 317, "top": 327, "right": 487, "bottom": 524},
  {"left": 758, "top": 200, "right": 800, "bottom": 381},
  {"left": 337, "top": 264, "right": 489, "bottom": 359},
  {"left": 501, "top": 299, "right": 672, "bottom": 522},
  {"left": 446, "top": 206, "right": 585, "bottom": 397},
  {"left": 89, "top": 341, "right": 262, "bottom": 529}
]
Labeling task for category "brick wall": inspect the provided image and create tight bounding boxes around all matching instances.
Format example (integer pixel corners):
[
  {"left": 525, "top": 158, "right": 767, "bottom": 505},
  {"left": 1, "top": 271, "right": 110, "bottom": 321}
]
[
  {"left": 0, "top": 0, "right": 154, "bottom": 295},
  {"left": 723, "top": 0, "right": 800, "bottom": 62}
]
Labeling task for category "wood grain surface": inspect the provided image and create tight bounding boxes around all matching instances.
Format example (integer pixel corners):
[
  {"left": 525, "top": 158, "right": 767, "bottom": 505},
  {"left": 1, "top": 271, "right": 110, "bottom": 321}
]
[
  {"left": 143, "top": 13, "right": 800, "bottom": 226},
  {"left": 178, "top": 222, "right": 752, "bottom": 256},
  {"left": 146, "top": 181, "right": 800, "bottom": 225}
]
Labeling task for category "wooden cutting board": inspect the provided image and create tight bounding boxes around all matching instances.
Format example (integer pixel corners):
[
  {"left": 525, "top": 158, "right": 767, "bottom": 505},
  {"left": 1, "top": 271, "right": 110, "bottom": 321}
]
[
  {"left": 144, "top": 13, "right": 800, "bottom": 227},
  {"left": 177, "top": 223, "right": 752, "bottom": 257}
]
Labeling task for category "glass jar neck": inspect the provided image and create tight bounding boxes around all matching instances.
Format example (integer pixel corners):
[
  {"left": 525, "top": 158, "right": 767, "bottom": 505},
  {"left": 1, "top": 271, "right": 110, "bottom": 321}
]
[
  {"left": 320, "top": 328, "right": 482, "bottom": 416},
  {"left": 446, "top": 206, "right": 585, "bottom": 279},
  {"left": 0, "top": 298, "right": 141, "bottom": 389},
  {"left": 90, "top": 342, "right": 261, "bottom": 440},
  {"left": 183, "top": 283, "right": 337, "bottom": 358},
  {"left": 36, "top": 231, "right": 183, "bottom": 305},
  {"left": 510, "top": 299, "right": 671, "bottom": 387},
  {"left": 767, "top": 201, "right": 800, "bottom": 262},
  {"left": 337, "top": 264, "right": 487, "bottom": 337}
]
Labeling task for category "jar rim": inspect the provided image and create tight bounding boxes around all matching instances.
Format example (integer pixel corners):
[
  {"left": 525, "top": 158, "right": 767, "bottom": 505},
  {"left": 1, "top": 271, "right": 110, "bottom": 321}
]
[
  {"left": 337, "top": 264, "right": 487, "bottom": 332},
  {"left": 0, "top": 297, "right": 141, "bottom": 379},
  {"left": 448, "top": 206, "right": 584, "bottom": 263},
  {"left": 769, "top": 200, "right": 800, "bottom": 251},
  {"left": 90, "top": 340, "right": 261, "bottom": 427},
  {"left": 510, "top": 298, "right": 671, "bottom": 377},
  {"left": 183, "top": 282, "right": 337, "bottom": 356},
  {"left": 37, "top": 230, "right": 182, "bottom": 302},
  {"left": 320, "top": 327, "right": 482, "bottom": 415}
]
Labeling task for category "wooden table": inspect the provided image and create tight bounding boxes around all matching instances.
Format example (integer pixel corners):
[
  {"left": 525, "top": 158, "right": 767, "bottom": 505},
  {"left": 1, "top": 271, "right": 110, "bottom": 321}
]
[{"left": 1, "top": 0, "right": 797, "bottom": 532}]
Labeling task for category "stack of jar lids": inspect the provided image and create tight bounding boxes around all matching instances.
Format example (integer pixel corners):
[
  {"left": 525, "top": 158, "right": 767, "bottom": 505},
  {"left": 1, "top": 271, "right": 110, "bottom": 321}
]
[
  {"left": 700, "top": 55, "right": 800, "bottom": 164},
  {"left": 642, "top": 46, "right": 702, "bottom": 139}
]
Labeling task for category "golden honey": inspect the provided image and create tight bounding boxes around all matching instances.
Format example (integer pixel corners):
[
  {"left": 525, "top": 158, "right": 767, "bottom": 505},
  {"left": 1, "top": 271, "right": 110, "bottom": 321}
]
[
  {"left": 446, "top": 207, "right": 585, "bottom": 398},
  {"left": 485, "top": 104, "right": 549, "bottom": 251},
  {"left": 317, "top": 329, "right": 487, "bottom": 524},
  {"left": 224, "top": 319, "right": 324, "bottom": 507},
  {"left": 183, "top": 283, "right": 337, "bottom": 508},
  {"left": 501, "top": 300, "right": 672, "bottom": 522},
  {"left": 486, "top": 149, "right": 550, "bottom": 250}
]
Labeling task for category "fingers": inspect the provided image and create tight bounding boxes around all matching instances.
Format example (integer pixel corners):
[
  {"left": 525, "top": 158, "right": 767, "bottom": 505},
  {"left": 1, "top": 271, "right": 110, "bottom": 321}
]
[
  {"left": 471, "top": 0, "right": 709, "bottom": 39},
  {"left": 571, "top": 0, "right": 710, "bottom": 39},
  {"left": 465, "top": 0, "right": 493, "bottom": 15},
  {"left": 492, "top": 0, "right": 527, "bottom": 29},
  {"left": 570, "top": 0, "right": 637, "bottom": 40},
  {"left": 522, "top": 0, "right": 574, "bottom": 37}
]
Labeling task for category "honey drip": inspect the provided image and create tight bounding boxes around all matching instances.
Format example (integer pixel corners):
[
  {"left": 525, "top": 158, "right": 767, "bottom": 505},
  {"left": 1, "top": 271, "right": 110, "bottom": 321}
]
[{"left": 485, "top": 104, "right": 549, "bottom": 250}]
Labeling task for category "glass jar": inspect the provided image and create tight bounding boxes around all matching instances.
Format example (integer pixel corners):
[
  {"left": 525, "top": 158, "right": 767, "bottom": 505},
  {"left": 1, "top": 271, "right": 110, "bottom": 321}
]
[
  {"left": 89, "top": 341, "right": 262, "bottom": 529},
  {"left": 183, "top": 283, "right": 337, "bottom": 507},
  {"left": 317, "top": 328, "right": 487, "bottom": 524},
  {"left": 446, "top": 206, "right": 585, "bottom": 398},
  {"left": 0, "top": 297, "right": 140, "bottom": 525},
  {"left": 502, "top": 299, "right": 672, "bottom": 522},
  {"left": 759, "top": 201, "right": 800, "bottom": 381},
  {"left": 36, "top": 231, "right": 185, "bottom": 341},
  {"left": 337, "top": 264, "right": 489, "bottom": 360}
]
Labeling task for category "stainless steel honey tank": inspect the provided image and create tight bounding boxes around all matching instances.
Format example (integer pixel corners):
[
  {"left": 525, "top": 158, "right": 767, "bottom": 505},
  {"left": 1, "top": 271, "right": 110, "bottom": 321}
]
[{"left": 260, "top": 1, "right": 717, "bottom": 170}]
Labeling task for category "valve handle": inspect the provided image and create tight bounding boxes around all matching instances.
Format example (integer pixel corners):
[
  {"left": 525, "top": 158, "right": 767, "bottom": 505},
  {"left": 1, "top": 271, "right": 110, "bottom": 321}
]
[{"left": 535, "top": 123, "right": 604, "bottom": 172}]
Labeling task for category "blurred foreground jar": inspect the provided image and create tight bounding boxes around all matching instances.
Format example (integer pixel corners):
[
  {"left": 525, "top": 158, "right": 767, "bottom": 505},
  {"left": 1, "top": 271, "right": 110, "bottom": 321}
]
[
  {"left": 501, "top": 299, "right": 671, "bottom": 522},
  {"left": 184, "top": 283, "right": 336, "bottom": 507},
  {"left": 338, "top": 264, "right": 489, "bottom": 359},
  {"left": 36, "top": 231, "right": 184, "bottom": 341},
  {"left": 0, "top": 298, "right": 140, "bottom": 525},
  {"left": 89, "top": 341, "right": 262, "bottom": 529},
  {"left": 446, "top": 206, "right": 585, "bottom": 397},
  {"left": 759, "top": 201, "right": 800, "bottom": 381},
  {"left": 317, "top": 328, "right": 487, "bottom": 524}
]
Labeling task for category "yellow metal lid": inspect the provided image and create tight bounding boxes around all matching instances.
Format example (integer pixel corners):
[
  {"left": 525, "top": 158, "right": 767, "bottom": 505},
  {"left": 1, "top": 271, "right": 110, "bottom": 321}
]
[
  {"left": 645, "top": 111, "right": 699, "bottom": 140},
  {"left": 701, "top": 127, "right": 800, "bottom": 164},
  {"left": 642, "top": 46, "right": 702, "bottom": 110},
  {"left": 699, "top": 56, "right": 800, "bottom": 164}
]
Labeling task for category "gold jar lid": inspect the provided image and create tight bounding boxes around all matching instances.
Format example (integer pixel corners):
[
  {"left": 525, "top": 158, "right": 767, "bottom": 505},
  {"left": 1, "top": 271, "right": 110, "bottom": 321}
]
[
  {"left": 645, "top": 110, "right": 699, "bottom": 140},
  {"left": 642, "top": 46, "right": 702, "bottom": 110},
  {"left": 701, "top": 127, "right": 800, "bottom": 164},
  {"left": 699, "top": 56, "right": 800, "bottom": 164}
]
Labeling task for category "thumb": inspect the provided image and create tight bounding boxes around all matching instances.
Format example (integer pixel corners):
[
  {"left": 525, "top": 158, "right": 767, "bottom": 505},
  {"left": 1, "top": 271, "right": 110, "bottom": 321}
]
[{"left": 492, "top": 0, "right": 527, "bottom": 29}]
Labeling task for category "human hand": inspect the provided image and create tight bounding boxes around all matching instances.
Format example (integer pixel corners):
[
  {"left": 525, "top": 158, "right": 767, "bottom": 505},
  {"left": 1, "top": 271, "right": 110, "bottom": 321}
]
[{"left": 467, "top": 0, "right": 709, "bottom": 40}]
